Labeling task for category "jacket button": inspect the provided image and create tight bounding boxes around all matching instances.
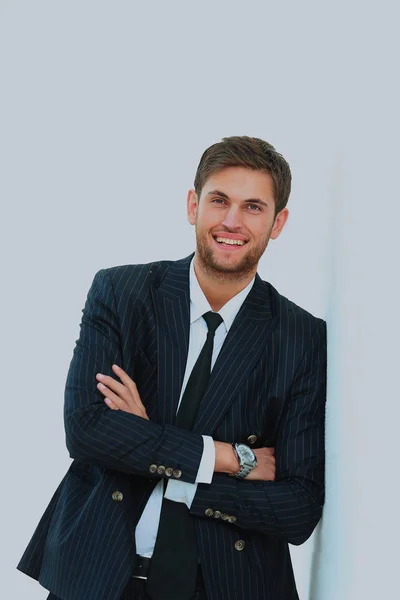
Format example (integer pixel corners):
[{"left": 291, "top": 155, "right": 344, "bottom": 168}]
[
  {"left": 149, "top": 464, "right": 158, "bottom": 474},
  {"left": 165, "top": 467, "right": 174, "bottom": 477},
  {"left": 228, "top": 515, "right": 237, "bottom": 524},
  {"left": 247, "top": 434, "right": 258, "bottom": 445},
  {"left": 112, "top": 490, "right": 123, "bottom": 502},
  {"left": 213, "top": 510, "right": 222, "bottom": 519},
  {"left": 205, "top": 508, "right": 214, "bottom": 517},
  {"left": 173, "top": 469, "right": 182, "bottom": 479},
  {"left": 157, "top": 465, "right": 166, "bottom": 475},
  {"left": 234, "top": 540, "right": 245, "bottom": 551},
  {"left": 221, "top": 513, "right": 229, "bottom": 521}
]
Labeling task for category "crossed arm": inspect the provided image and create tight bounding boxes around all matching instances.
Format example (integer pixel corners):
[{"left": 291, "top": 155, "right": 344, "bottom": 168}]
[
  {"left": 65, "top": 269, "right": 326, "bottom": 545},
  {"left": 96, "top": 364, "right": 276, "bottom": 482}
]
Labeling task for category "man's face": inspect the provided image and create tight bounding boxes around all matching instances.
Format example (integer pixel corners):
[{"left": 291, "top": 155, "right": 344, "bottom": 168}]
[{"left": 187, "top": 166, "right": 288, "bottom": 278}]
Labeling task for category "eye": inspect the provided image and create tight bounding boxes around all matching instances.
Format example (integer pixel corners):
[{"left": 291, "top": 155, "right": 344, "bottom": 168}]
[
  {"left": 247, "top": 203, "right": 262, "bottom": 212},
  {"left": 212, "top": 197, "right": 226, "bottom": 205}
]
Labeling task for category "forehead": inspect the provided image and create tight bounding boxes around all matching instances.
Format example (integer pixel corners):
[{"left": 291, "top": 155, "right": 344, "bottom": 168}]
[{"left": 201, "top": 166, "right": 275, "bottom": 202}]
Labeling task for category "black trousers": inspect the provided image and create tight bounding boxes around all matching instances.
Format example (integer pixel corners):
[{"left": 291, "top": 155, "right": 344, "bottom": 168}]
[
  {"left": 121, "top": 570, "right": 207, "bottom": 600},
  {"left": 46, "top": 568, "right": 207, "bottom": 600}
]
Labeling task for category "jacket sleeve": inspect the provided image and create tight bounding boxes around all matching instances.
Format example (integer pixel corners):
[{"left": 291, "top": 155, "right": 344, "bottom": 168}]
[
  {"left": 189, "top": 320, "right": 327, "bottom": 545},
  {"left": 64, "top": 268, "right": 204, "bottom": 483}
]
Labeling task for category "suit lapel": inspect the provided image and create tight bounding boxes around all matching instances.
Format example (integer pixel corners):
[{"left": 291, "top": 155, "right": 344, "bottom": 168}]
[
  {"left": 151, "top": 255, "right": 192, "bottom": 425},
  {"left": 151, "top": 256, "right": 277, "bottom": 433},
  {"left": 193, "top": 274, "right": 277, "bottom": 435}
]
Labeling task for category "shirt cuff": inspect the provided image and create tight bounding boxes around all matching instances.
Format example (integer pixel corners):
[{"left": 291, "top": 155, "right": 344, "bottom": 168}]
[
  {"left": 164, "top": 479, "right": 191, "bottom": 504},
  {"left": 195, "top": 435, "right": 215, "bottom": 484},
  {"left": 164, "top": 435, "right": 215, "bottom": 508}
]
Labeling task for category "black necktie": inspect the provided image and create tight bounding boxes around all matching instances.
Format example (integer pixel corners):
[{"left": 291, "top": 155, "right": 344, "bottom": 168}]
[{"left": 146, "top": 311, "right": 223, "bottom": 600}]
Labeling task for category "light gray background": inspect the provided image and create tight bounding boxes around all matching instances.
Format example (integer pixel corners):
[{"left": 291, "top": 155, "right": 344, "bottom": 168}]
[{"left": 1, "top": 2, "right": 399, "bottom": 599}]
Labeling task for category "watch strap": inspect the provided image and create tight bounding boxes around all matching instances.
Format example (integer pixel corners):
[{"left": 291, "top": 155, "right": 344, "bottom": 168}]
[{"left": 234, "top": 462, "right": 254, "bottom": 479}]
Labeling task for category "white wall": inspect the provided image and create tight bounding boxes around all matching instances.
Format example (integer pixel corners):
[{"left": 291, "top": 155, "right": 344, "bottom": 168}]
[
  {"left": 1, "top": 2, "right": 398, "bottom": 599},
  {"left": 310, "top": 107, "right": 400, "bottom": 597}
]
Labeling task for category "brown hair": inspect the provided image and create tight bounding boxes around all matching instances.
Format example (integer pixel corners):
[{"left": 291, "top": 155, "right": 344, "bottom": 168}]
[{"left": 194, "top": 136, "right": 292, "bottom": 216}]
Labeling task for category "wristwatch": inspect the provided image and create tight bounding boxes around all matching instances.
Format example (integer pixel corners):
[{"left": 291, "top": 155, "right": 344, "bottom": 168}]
[{"left": 232, "top": 443, "right": 257, "bottom": 479}]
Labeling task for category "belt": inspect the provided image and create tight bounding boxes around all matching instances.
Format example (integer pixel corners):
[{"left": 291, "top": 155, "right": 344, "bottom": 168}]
[{"left": 132, "top": 555, "right": 152, "bottom": 580}]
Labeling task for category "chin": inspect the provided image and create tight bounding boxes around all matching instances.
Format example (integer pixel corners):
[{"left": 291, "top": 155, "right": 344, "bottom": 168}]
[
  {"left": 201, "top": 249, "right": 257, "bottom": 277},
  {"left": 211, "top": 256, "right": 245, "bottom": 272},
  {"left": 195, "top": 233, "right": 264, "bottom": 277}
]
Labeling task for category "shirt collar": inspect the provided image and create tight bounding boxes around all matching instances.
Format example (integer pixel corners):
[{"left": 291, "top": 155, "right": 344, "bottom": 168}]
[{"left": 189, "top": 258, "right": 255, "bottom": 333}]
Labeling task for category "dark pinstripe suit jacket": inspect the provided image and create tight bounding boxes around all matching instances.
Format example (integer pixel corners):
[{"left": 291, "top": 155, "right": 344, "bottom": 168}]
[{"left": 18, "top": 254, "right": 327, "bottom": 600}]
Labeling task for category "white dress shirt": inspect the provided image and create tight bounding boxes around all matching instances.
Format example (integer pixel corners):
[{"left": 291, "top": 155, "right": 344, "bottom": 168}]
[{"left": 135, "top": 258, "right": 255, "bottom": 557}]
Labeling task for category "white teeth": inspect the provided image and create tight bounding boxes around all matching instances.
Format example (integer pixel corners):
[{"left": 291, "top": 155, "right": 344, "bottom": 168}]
[{"left": 215, "top": 237, "right": 245, "bottom": 246}]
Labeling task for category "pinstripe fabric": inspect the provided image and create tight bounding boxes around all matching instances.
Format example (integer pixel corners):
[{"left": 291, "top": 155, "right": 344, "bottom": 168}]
[{"left": 17, "top": 253, "right": 327, "bottom": 600}]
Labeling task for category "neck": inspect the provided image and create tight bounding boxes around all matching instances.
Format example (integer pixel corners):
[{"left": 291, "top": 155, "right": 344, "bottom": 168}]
[{"left": 193, "top": 254, "right": 256, "bottom": 312}]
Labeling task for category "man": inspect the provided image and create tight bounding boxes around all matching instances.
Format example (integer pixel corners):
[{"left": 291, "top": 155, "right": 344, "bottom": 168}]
[{"left": 18, "top": 136, "right": 327, "bottom": 600}]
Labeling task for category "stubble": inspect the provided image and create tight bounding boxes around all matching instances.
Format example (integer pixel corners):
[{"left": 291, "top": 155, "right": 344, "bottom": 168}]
[{"left": 194, "top": 225, "right": 272, "bottom": 283}]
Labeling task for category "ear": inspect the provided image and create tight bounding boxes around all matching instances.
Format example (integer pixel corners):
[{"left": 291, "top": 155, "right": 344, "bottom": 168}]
[
  {"left": 270, "top": 208, "right": 289, "bottom": 240},
  {"left": 187, "top": 189, "right": 198, "bottom": 225}
]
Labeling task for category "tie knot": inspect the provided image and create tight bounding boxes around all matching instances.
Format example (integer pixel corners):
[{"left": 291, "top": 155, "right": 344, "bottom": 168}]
[{"left": 202, "top": 311, "right": 223, "bottom": 334}]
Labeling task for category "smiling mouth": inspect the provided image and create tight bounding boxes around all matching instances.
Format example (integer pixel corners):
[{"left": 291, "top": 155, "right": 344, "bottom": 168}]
[
  {"left": 212, "top": 235, "right": 248, "bottom": 249},
  {"left": 214, "top": 236, "right": 247, "bottom": 246}
]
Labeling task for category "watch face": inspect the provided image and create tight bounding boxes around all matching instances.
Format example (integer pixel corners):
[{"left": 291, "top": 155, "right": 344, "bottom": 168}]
[{"left": 236, "top": 444, "right": 256, "bottom": 463}]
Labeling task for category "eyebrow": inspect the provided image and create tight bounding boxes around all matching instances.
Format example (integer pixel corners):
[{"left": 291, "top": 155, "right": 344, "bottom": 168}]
[{"left": 206, "top": 189, "right": 269, "bottom": 207}]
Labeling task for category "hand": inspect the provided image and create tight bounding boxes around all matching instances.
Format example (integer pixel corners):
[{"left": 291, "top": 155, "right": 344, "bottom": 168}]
[
  {"left": 245, "top": 447, "right": 275, "bottom": 481},
  {"left": 96, "top": 364, "right": 149, "bottom": 419}
]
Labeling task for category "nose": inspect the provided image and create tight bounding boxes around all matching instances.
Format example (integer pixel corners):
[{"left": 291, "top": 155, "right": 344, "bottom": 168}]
[{"left": 221, "top": 204, "right": 242, "bottom": 230}]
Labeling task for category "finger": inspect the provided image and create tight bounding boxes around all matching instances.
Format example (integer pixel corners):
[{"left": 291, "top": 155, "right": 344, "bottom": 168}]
[
  {"left": 97, "top": 382, "right": 127, "bottom": 409},
  {"left": 96, "top": 373, "right": 130, "bottom": 402},
  {"left": 111, "top": 364, "right": 134, "bottom": 386},
  {"left": 104, "top": 397, "right": 119, "bottom": 410},
  {"left": 112, "top": 365, "right": 145, "bottom": 407},
  {"left": 112, "top": 365, "right": 142, "bottom": 400}
]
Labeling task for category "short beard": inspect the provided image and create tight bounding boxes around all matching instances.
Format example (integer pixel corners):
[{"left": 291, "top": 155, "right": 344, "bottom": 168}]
[{"left": 195, "top": 226, "right": 272, "bottom": 283}]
